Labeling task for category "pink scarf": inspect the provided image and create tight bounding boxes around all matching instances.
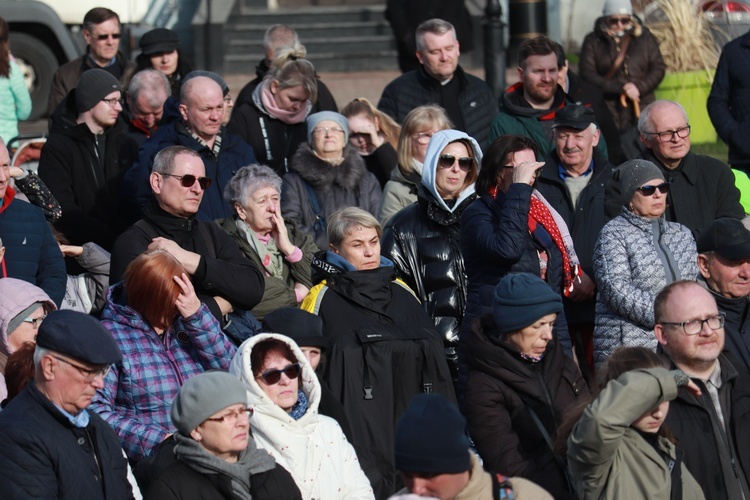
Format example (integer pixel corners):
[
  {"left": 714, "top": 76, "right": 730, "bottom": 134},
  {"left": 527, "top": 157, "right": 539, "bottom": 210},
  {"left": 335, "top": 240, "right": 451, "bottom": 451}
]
[{"left": 260, "top": 77, "right": 310, "bottom": 125}]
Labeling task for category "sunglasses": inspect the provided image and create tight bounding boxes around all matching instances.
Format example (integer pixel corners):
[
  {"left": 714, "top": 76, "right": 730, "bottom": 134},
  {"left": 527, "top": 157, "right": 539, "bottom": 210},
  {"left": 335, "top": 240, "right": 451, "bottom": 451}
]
[
  {"left": 95, "top": 33, "right": 122, "bottom": 41},
  {"left": 161, "top": 173, "right": 212, "bottom": 190},
  {"left": 606, "top": 16, "right": 631, "bottom": 26},
  {"left": 636, "top": 182, "right": 670, "bottom": 196},
  {"left": 258, "top": 363, "right": 301, "bottom": 385},
  {"left": 438, "top": 154, "right": 473, "bottom": 172}
]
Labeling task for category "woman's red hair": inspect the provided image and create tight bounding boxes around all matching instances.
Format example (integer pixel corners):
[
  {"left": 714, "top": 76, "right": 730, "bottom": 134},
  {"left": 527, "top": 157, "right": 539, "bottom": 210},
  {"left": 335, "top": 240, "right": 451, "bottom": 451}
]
[{"left": 124, "top": 250, "right": 185, "bottom": 330}]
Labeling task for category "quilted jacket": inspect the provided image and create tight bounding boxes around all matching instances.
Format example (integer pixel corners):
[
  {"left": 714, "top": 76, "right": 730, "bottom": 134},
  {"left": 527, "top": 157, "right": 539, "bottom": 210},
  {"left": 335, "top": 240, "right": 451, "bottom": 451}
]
[
  {"left": 593, "top": 209, "right": 698, "bottom": 363},
  {"left": 89, "top": 283, "right": 236, "bottom": 461}
]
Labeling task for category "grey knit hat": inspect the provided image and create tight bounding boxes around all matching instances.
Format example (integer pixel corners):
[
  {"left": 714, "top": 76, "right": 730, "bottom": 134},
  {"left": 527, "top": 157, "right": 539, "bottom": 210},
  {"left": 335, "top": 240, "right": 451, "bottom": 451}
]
[
  {"left": 307, "top": 111, "right": 349, "bottom": 143},
  {"left": 618, "top": 159, "right": 666, "bottom": 204},
  {"left": 603, "top": 0, "right": 633, "bottom": 16},
  {"left": 7, "top": 302, "right": 45, "bottom": 337},
  {"left": 171, "top": 371, "right": 248, "bottom": 435},
  {"left": 75, "top": 69, "right": 122, "bottom": 113},
  {"left": 493, "top": 273, "right": 563, "bottom": 336}
]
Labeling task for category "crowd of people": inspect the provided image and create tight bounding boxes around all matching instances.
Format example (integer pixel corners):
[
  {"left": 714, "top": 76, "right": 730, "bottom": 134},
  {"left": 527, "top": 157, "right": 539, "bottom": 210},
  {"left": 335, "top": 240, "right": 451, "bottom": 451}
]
[{"left": 1, "top": 1, "right": 750, "bottom": 499}]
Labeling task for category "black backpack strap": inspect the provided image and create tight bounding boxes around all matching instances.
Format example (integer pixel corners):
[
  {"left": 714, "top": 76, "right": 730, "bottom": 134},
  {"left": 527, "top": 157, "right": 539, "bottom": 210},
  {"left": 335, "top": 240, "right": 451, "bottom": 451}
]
[{"left": 301, "top": 180, "right": 327, "bottom": 234}]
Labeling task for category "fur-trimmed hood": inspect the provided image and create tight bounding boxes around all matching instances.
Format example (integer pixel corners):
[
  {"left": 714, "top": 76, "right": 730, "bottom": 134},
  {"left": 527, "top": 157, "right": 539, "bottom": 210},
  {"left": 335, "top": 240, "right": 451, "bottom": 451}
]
[{"left": 290, "top": 143, "right": 370, "bottom": 191}]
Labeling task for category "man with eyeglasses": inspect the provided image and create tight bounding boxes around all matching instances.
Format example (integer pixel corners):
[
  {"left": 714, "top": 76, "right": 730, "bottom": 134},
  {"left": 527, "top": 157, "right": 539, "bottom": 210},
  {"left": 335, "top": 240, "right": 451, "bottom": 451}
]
[
  {"left": 48, "top": 7, "right": 136, "bottom": 114},
  {"left": 696, "top": 218, "right": 750, "bottom": 373},
  {"left": 123, "top": 74, "right": 257, "bottom": 223},
  {"left": 0, "top": 310, "right": 135, "bottom": 499},
  {"left": 607, "top": 99, "right": 744, "bottom": 236},
  {"left": 39, "top": 69, "right": 138, "bottom": 251},
  {"left": 110, "top": 145, "right": 264, "bottom": 326},
  {"left": 654, "top": 280, "right": 750, "bottom": 500}
]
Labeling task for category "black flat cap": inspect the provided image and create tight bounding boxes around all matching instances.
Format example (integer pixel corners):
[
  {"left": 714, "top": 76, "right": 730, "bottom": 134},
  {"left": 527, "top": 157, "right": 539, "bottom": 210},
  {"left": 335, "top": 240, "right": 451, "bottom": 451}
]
[
  {"left": 697, "top": 218, "right": 750, "bottom": 260},
  {"left": 139, "top": 28, "right": 180, "bottom": 56},
  {"left": 553, "top": 104, "right": 598, "bottom": 130},
  {"left": 261, "top": 307, "right": 331, "bottom": 351},
  {"left": 37, "top": 310, "right": 122, "bottom": 365}
]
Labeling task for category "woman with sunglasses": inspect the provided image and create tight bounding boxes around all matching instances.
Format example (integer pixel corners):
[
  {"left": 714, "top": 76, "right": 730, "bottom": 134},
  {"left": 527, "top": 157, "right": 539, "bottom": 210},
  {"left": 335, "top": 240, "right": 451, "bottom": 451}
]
[
  {"left": 461, "top": 135, "right": 579, "bottom": 377},
  {"left": 382, "top": 129, "right": 481, "bottom": 390},
  {"left": 592, "top": 159, "right": 698, "bottom": 364},
  {"left": 141, "top": 370, "right": 302, "bottom": 499},
  {"left": 379, "top": 105, "right": 453, "bottom": 225},
  {"left": 89, "top": 250, "right": 237, "bottom": 462},
  {"left": 579, "top": 0, "right": 665, "bottom": 157},
  {"left": 230, "top": 333, "right": 374, "bottom": 499},
  {"left": 341, "top": 97, "right": 401, "bottom": 188}
]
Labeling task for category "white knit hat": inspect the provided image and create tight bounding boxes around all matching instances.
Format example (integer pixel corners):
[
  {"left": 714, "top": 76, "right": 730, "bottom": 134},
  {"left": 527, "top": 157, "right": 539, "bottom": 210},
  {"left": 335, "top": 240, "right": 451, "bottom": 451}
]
[{"left": 603, "top": 0, "right": 633, "bottom": 16}]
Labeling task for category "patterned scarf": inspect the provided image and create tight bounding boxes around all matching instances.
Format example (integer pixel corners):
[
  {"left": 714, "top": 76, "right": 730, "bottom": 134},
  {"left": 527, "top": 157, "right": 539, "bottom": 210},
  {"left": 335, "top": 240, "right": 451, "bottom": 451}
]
[
  {"left": 289, "top": 389, "right": 309, "bottom": 420},
  {"left": 528, "top": 192, "right": 580, "bottom": 297}
]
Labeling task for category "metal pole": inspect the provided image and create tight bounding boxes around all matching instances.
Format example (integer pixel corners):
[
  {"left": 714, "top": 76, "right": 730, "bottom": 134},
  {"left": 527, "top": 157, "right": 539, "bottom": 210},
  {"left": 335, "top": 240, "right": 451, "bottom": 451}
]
[
  {"left": 483, "top": 0, "right": 506, "bottom": 100},
  {"left": 508, "top": 0, "right": 548, "bottom": 68}
]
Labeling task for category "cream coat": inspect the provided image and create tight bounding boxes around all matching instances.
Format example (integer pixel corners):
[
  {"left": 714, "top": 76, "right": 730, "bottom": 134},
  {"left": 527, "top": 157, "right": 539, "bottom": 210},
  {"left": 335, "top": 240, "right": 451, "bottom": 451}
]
[{"left": 230, "top": 333, "right": 374, "bottom": 500}]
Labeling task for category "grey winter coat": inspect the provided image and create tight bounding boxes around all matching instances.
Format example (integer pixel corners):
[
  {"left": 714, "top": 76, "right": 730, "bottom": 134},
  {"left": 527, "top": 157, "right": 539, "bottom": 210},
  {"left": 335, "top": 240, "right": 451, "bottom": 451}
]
[
  {"left": 593, "top": 208, "right": 698, "bottom": 363},
  {"left": 282, "top": 143, "right": 382, "bottom": 249},
  {"left": 378, "top": 166, "right": 420, "bottom": 225}
]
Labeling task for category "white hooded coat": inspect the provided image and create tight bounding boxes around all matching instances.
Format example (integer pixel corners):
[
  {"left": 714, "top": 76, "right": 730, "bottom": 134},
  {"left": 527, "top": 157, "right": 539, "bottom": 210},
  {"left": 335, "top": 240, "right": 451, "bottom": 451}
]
[{"left": 230, "top": 333, "right": 374, "bottom": 500}]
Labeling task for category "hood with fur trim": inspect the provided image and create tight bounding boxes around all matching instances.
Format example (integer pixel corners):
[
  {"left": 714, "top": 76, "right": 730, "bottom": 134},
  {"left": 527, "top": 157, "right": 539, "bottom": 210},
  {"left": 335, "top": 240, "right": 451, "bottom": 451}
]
[{"left": 421, "top": 129, "right": 483, "bottom": 214}]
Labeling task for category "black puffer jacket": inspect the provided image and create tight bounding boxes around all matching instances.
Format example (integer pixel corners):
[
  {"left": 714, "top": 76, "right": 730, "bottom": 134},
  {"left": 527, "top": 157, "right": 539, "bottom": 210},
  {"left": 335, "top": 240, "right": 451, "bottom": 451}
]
[
  {"left": 464, "top": 316, "right": 587, "bottom": 500},
  {"left": 382, "top": 187, "right": 473, "bottom": 376},
  {"left": 0, "top": 381, "right": 134, "bottom": 499},
  {"left": 707, "top": 285, "right": 750, "bottom": 373},
  {"left": 377, "top": 65, "right": 497, "bottom": 150},
  {"left": 39, "top": 91, "right": 138, "bottom": 249}
]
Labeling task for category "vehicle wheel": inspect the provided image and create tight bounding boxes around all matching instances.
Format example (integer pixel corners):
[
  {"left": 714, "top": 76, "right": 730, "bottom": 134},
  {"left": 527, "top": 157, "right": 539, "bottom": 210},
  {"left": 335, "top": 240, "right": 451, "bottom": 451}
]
[{"left": 10, "top": 32, "right": 59, "bottom": 120}]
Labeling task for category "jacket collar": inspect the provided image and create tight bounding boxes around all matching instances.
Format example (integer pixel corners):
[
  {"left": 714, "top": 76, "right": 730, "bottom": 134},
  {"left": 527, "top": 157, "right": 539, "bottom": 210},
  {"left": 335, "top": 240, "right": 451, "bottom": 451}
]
[
  {"left": 542, "top": 147, "right": 613, "bottom": 186},
  {"left": 0, "top": 185, "right": 15, "bottom": 214},
  {"left": 642, "top": 149, "right": 700, "bottom": 185},
  {"left": 415, "top": 63, "right": 468, "bottom": 91}
]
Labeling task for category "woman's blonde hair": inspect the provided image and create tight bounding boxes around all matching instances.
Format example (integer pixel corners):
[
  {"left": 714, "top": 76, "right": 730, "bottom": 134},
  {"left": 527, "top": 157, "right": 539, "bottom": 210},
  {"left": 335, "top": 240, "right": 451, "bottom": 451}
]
[
  {"left": 268, "top": 46, "right": 318, "bottom": 105},
  {"left": 341, "top": 97, "right": 401, "bottom": 150},
  {"left": 397, "top": 105, "right": 453, "bottom": 176}
]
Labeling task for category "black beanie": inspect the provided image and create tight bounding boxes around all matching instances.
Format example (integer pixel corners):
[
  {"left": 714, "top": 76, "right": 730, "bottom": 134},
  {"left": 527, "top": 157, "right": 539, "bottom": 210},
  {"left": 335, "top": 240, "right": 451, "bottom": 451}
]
[
  {"left": 493, "top": 273, "right": 563, "bottom": 336},
  {"left": 394, "top": 394, "right": 471, "bottom": 474},
  {"left": 75, "top": 69, "right": 121, "bottom": 113},
  {"left": 261, "top": 307, "right": 331, "bottom": 351}
]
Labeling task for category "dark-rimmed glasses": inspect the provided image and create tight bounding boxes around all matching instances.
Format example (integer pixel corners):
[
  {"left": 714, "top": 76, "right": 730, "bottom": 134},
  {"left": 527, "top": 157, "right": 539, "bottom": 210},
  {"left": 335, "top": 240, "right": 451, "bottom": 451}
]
[
  {"left": 160, "top": 173, "right": 212, "bottom": 190},
  {"left": 606, "top": 16, "right": 631, "bottom": 26},
  {"left": 95, "top": 33, "right": 122, "bottom": 41},
  {"left": 644, "top": 125, "right": 691, "bottom": 143},
  {"left": 22, "top": 313, "right": 47, "bottom": 329},
  {"left": 205, "top": 407, "right": 253, "bottom": 425},
  {"left": 636, "top": 182, "right": 670, "bottom": 196},
  {"left": 661, "top": 312, "right": 725, "bottom": 335},
  {"left": 438, "top": 154, "right": 473, "bottom": 172},
  {"left": 257, "top": 363, "right": 301, "bottom": 385},
  {"left": 101, "top": 98, "right": 124, "bottom": 108},
  {"left": 51, "top": 355, "right": 112, "bottom": 382}
]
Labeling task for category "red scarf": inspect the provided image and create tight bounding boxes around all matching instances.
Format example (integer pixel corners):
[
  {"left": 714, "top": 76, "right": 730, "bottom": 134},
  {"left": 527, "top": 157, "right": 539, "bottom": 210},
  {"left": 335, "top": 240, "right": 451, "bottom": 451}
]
[{"left": 528, "top": 196, "right": 578, "bottom": 297}]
